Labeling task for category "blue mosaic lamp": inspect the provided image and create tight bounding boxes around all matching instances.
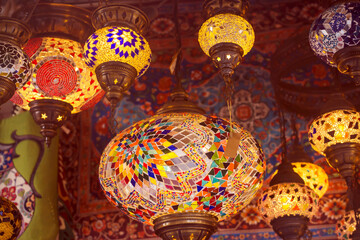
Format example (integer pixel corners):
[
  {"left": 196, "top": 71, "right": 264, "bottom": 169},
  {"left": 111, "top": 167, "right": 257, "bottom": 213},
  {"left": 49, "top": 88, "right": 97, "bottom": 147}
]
[
  {"left": 99, "top": 81, "right": 265, "bottom": 240},
  {"left": 84, "top": 4, "right": 151, "bottom": 108},
  {"left": 309, "top": 1, "right": 360, "bottom": 84}
]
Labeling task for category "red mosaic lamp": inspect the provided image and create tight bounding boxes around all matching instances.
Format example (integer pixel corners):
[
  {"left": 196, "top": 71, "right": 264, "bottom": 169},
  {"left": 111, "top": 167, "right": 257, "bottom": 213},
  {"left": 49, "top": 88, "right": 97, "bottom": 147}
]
[
  {"left": 11, "top": 3, "right": 104, "bottom": 146},
  {"left": 0, "top": 17, "right": 31, "bottom": 106}
]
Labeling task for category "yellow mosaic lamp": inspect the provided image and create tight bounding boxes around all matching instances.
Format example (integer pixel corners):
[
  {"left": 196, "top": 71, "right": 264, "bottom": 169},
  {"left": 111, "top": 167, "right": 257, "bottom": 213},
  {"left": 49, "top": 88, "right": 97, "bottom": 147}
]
[
  {"left": 10, "top": 3, "right": 104, "bottom": 146},
  {"left": 308, "top": 94, "right": 360, "bottom": 180},
  {"left": 198, "top": 0, "right": 254, "bottom": 80},
  {"left": 0, "top": 197, "right": 22, "bottom": 240},
  {"left": 83, "top": 4, "right": 151, "bottom": 108}
]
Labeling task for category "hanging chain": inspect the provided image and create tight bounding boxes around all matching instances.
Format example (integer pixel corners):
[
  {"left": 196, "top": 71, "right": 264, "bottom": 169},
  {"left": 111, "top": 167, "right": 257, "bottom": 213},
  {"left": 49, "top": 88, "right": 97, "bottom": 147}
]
[
  {"left": 278, "top": 106, "right": 287, "bottom": 163},
  {"left": 224, "top": 76, "right": 234, "bottom": 132}
]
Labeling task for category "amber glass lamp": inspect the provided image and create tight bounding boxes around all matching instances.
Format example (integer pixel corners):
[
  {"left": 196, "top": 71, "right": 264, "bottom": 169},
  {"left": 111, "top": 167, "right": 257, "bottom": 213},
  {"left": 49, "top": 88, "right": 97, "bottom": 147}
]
[
  {"left": 0, "top": 197, "right": 22, "bottom": 240},
  {"left": 84, "top": 4, "right": 151, "bottom": 109},
  {"left": 198, "top": 0, "right": 254, "bottom": 80},
  {"left": 11, "top": 3, "right": 104, "bottom": 146}
]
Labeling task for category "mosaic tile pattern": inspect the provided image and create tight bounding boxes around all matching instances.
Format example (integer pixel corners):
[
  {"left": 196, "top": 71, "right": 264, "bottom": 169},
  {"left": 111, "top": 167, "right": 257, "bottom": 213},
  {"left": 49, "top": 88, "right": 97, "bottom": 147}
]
[
  {"left": 198, "top": 14, "right": 255, "bottom": 56},
  {"left": 0, "top": 41, "right": 31, "bottom": 89},
  {"left": 12, "top": 37, "right": 104, "bottom": 113},
  {"left": 308, "top": 110, "right": 360, "bottom": 155},
  {"left": 0, "top": 196, "right": 22, "bottom": 240},
  {"left": 99, "top": 113, "right": 265, "bottom": 225},
  {"left": 309, "top": 2, "right": 360, "bottom": 66},
  {"left": 84, "top": 26, "right": 151, "bottom": 77},
  {"left": 336, "top": 209, "right": 356, "bottom": 239},
  {"left": 292, "top": 162, "right": 329, "bottom": 198},
  {"left": 258, "top": 183, "right": 319, "bottom": 224}
]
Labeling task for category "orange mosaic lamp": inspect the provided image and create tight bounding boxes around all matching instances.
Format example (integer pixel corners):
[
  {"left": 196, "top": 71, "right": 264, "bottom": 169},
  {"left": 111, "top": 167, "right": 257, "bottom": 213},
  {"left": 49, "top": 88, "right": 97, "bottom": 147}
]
[
  {"left": 11, "top": 3, "right": 104, "bottom": 146},
  {"left": 0, "top": 197, "right": 22, "bottom": 240}
]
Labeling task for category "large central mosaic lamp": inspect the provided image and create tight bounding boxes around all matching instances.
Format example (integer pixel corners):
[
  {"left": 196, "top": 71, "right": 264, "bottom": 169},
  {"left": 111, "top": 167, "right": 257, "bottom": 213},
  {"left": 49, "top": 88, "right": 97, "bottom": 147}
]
[
  {"left": 84, "top": 4, "right": 151, "bottom": 109},
  {"left": 198, "top": 0, "right": 254, "bottom": 82},
  {"left": 99, "top": 83, "right": 265, "bottom": 239},
  {"left": 11, "top": 3, "right": 104, "bottom": 146}
]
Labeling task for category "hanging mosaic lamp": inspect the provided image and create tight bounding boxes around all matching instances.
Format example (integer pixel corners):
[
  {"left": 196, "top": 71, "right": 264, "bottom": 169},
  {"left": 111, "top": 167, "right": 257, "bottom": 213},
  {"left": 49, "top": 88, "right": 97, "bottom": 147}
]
[
  {"left": 99, "top": 86, "right": 265, "bottom": 240},
  {"left": 198, "top": 0, "right": 254, "bottom": 80},
  {"left": 259, "top": 161, "right": 319, "bottom": 239},
  {"left": 0, "top": 17, "right": 31, "bottom": 106},
  {"left": 308, "top": 95, "right": 360, "bottom": 182},
  {"left": 10, "top": 3, "right": 104, "bottom": 146},
  {"left": 83, "top": 4, "right": 151, "bottom": 109},
  {"left": 0, "top": 196, "right": 22, "bottom": 240},
  {"left": 309, "top": 1, "right": 360, "bottom": 84},
  {"left": 259, "top": 111, "right": 319, "bottom": 240}
]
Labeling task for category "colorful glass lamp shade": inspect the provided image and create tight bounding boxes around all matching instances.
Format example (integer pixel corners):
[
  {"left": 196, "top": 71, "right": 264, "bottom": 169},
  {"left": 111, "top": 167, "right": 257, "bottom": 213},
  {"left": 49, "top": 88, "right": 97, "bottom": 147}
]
[
  {"left": 0, "top": 18, "right": 31, "bottom": 106},
  {"left": 259, "top": 160, "right": 319, "bottom": 240},
  {"left": 0, "top": 197, "right": 22, "bottom": 240},
  {"left": 308, "top": 107, "right": 360, "bottom": 180},
  {"left": 198, "top": 0, "right": 254, "bottom": 80},
  {"left": 309, "top": 1, "right": 360, "bottom": 84},
  {"left": 99, "top": 88, "right": 265, "bottom": 240},
  {"left": 10, "top": 4, "right": 104, "bottom": 146},
  {"left": 84, "top": 4, "right": 151, "bottom": 109}
]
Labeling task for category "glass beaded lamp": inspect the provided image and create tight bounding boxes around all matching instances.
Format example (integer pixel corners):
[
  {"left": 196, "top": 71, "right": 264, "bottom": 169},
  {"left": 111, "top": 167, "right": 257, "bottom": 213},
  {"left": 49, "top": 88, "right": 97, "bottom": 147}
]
[
  {"left": 198, "top": 0, "right": 254, "bottom": 80},
  {"left": 309, "top": 1, "right": 360, "bottom": 84},
  {"left": 0, "top": 17, "right": 31, "bottom": 105},
  {"left": 99, "top": 79, "right": 265, "bottom": 240},
  {"left": 308, "top": 95, "right": 360, "bottom": 182},
  {"left": 84, "top": 4, "right": 152, "bottom": 109},
  {"left": 10, "top": 3, "right": 104, "bottom": 146},
  {"left": 259, "top": 111, "right": 319, "bottom": 240},
  {"left": 0, "top": 197, "right": 22, "bottom": 240}
]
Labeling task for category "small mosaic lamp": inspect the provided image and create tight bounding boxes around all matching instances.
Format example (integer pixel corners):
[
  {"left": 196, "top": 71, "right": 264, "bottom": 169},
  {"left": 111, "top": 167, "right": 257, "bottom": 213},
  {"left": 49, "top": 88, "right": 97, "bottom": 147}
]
[
  {"left": 258, "top": 160, "right": 319, "bottom": 240},
  {"left": 308, "top": 95, "right": 360, "bottom": 182},
  {"left": 0, "top": 17, "right": 31, "bottom": 105},
  {"left": 309, "top": 1, "right": 360, "bottom": 84},
  {"left": 11, "top": 3, "right": 104, "bottom": 146},
  {"left": 83, "top": 4, "right": 151, "bottom": 109},
  {"left": 198, "top": 0, "right": 254, "bottom": 81},
  {"left": 99, "top": 80, "right": 265, "bottom": 240},
  {"left": 0, "top": 197, "right": 22, "bottom": 240}
]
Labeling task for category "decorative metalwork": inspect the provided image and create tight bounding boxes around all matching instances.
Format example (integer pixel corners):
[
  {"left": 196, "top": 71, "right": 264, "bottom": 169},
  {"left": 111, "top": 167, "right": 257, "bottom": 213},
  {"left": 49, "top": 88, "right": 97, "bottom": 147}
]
[{"left": 153, "top": 212, "right": 218, "bottom": 240}]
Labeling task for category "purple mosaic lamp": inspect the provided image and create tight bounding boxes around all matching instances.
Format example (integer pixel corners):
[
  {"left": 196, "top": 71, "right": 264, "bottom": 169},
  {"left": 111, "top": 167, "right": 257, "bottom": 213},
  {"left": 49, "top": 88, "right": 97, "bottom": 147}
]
[
  {"left": 84, "top": 4, "right": 151, "bottom": 110},
  {"left": 309, "top": 1, "right": 360, "bottom": 84}
]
